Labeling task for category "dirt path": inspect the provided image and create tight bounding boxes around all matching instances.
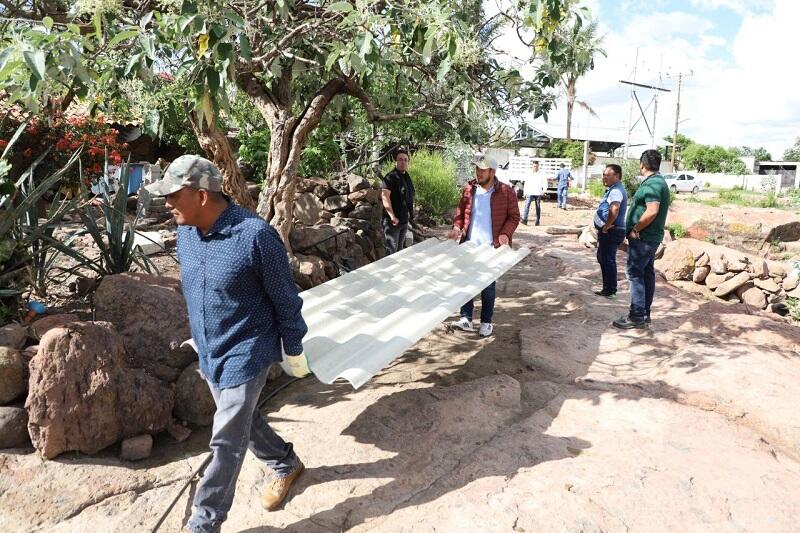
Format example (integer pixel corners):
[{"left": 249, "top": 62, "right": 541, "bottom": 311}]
[{"left": 2, "top": 224, "right": 800, "bottom": 532}]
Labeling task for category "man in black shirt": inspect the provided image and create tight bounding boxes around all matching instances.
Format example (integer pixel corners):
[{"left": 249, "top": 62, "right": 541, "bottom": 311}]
[{"left": 381, "top": 149, "right": 415, "bottom": 254}]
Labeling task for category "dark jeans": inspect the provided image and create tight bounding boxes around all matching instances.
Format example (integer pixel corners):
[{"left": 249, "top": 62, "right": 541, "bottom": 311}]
[
  {"left": 460, "top": 282, "right": 496, "bottom": 324},
  {"left": 626, "top": 238, "right": 658, "bottom": 322},
  {"left": 522, "top": 195, "right": 542, "bottom": 224},
  {"left": 383, "top": 219, "right": 409, "bottom": 255},
  {"left": 596, "top": 227, "right": 626, "bottom": 294}
]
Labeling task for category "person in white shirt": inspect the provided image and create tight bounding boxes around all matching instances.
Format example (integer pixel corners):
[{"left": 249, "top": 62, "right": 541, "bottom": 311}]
[{"left": 521, "top": 161, "right": 548, "bottom": 225}]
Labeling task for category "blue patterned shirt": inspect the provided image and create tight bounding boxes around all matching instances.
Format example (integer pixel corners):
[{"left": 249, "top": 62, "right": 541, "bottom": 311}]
[{"left": 177, "top": 203, "right": 307, "bottom": 388}]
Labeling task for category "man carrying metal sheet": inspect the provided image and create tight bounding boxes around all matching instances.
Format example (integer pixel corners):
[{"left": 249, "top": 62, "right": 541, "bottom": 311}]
[
  {"left": 447, "top": 154, "right": 521, "bottom": 337},
  {"left": 144, "top": 155, "right": 310, "bottom": 533}
]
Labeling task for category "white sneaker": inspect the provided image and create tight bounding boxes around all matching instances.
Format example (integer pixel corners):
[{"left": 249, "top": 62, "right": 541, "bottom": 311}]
[
  {"left": 452, "top": 317, "right": 474, "bottom": 332},
  {"left": 478, "top": 323, "right": 494, "bottom": 337}
]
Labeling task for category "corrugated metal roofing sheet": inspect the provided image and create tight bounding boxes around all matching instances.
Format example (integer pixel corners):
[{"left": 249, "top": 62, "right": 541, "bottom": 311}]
[{"left": 301, "top": 238, "right": 530, "bottom": 389}]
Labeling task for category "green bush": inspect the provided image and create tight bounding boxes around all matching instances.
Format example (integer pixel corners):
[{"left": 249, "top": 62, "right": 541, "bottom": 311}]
[
  {"left": 587, "top": 179, "right": 605, "bottom": 198},
  {"left": 382, "top": 149, "right": 460, "bottom": 223},
  {"left": 759, "top": 192, "right": 779, "bottom": 208},
  {"left": 666, "top": 222, "right": 687, "bottom": 239},
  {"left": 621, "top": 159, "right": 641, "bottom": 197},
  {"left": 237, "top": 129, "right": 271, "bottom": 182},
  {"left": 785, "top": 298, "right": 800, "bottom": 322}
]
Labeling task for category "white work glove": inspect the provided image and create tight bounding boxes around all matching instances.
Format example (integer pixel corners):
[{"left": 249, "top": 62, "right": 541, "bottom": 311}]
[
  {"left": 280, "top": 352, "right": 311, "bottom": 378},
  {"left": 181, "top": 338, "right": 198, "bottom": 353}
]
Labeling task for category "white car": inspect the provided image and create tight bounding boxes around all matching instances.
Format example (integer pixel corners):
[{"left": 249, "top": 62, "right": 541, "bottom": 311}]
[{"left": 663, "top": 173, "right": 702, "bottom": 194}]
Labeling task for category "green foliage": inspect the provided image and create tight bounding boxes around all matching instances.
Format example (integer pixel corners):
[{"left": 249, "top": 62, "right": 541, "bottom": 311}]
[
  {"left": 666, "top": 222, "right": 687, "bottom": 239},
  {"left": 382, "top": 150, "right": 459, "bottom": 223},
  {"left": 587, "top": 179, "right": 605, "bottom": 198},
  {"left": 783, "top": 138, "right": 800, "bottom": 161},
  {"left": 785, "top": 298, "right": 800, "bottom": 322},
  {"left": 621, "top": 159, "right": 641, "bottom": 197},
  {"left": 299, "top": 123, "right": 342, "bottom": 178},
  {"left": 546, "top": 139, "right": 584, "bottom": 168},
  {"left": 733, "top": 146, "right": 772, "bottom": 162},
  {"left": 663, "top": 134, "right": 694, "bottom": 164},
  {"left": 759, "top": 193, "right": 780, "bottom": 208},
  {"left": 236, "top": 129, "right": 271, "bottom": 182},
  {"left": 682, "top": 144, "right": 747, "bottom": 173}
]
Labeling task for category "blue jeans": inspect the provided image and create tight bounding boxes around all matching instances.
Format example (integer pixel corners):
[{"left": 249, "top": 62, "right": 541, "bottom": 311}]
[
  {"left": 187, "top": 365, "right": 300, "bottom": 533},
  {"left": 460, "top": 282, "right": 496, "bottom": 324},
  {"left": 626, "top": 238, "right": 658, "bottom": 322},
  {"left": 597, "top": 227, "right": 626, "bottom": 294},
  {"left": 557, "top": 184, "right": 568, "bottom": 207},
  {"left": 522, "top": 195, "right": 541, "bottom": 224}
]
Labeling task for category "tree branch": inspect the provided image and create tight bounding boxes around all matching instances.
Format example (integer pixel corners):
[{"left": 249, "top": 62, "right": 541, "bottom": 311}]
[{"left": 251, "top": 23, "right": 311, "bottom": 65}]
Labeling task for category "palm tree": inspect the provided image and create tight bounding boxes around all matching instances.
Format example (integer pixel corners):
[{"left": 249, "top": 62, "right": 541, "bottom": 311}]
[{"left": 559, "top": 18, "right": 605, "bottom": 140}]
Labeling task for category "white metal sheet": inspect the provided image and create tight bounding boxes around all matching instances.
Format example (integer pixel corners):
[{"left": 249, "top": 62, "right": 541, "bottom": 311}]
[{"left": 301, "top": 239, "right": 530, "bottom": 389}]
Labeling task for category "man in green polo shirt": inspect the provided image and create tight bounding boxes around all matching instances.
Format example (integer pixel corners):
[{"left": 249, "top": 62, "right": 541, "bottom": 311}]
[{"left": 613, "top": 149, "right": 670, "bottom": 329}]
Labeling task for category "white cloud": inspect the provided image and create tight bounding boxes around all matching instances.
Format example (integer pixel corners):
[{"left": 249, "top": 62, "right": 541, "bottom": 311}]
[
  {"left": 689, "top": 0, "right": 774, "bottom": 16},
  {"left": 534, "top": 0, "right": 800, "bottom": 159}
]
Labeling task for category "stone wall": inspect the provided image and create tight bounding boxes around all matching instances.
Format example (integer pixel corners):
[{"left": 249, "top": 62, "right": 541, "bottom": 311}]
[{"left": 656, "top": 239, "right": 794, "bottom": 315}]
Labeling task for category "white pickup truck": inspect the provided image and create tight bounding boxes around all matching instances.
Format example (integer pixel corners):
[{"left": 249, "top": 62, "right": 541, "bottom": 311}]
[
  {"left": 663, "top": 172, "right": 702, "bottom": 194},
  {"left": 495, "top": 156, "right": 571, "bottom": 198}
]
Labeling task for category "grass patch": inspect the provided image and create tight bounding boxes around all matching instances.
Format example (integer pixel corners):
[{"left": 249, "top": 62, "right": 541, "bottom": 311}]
[{"left": 666, "top": 222, "right": 687, "bottom": 239}]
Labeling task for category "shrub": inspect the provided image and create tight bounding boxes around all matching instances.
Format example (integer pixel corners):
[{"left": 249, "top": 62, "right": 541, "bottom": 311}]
[
  {"left": 759, "top": 192, "right": 780, "bottom": 208},
  {"left": 587, "top": 179, "right": 605, "bottom": 198},
  {"left": 621, "top": 159, "right": 641, "bottom": 197},
  {"left": 786, "top": 298, "right": 800, "bottom": 322},
  {"left": 237, "top": 129, "right": 271, "bottom": 182},
  {"left": 382, "top": 149, "right": 460, "bottom": 223},
  {"left": 666, "top": 222, "right": 687, "bottom": 239}
]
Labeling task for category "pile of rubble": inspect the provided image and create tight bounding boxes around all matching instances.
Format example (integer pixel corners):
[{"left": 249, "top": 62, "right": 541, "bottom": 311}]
[
  {"left": 656, "top": 238, "right": 796, "bottom": 314},
  {"left": 289, "top": 173, "right": 388, "bottom": 289},
  {"left": 0, "top": 273, "right": 228, "bottom": 460}
]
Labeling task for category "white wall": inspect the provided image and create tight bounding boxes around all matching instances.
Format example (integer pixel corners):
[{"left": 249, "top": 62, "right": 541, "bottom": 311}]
[{"left": 689, "top": 172, "right": 778, "bottom": 192}]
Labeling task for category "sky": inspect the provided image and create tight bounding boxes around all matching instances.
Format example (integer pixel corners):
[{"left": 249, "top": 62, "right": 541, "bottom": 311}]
[{"left": 486, "top": 0, "right": 798, "bottom": 159}]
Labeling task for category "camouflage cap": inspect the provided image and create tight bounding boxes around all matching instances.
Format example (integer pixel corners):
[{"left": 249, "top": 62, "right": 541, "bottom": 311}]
[
  {"left": 474, "top": 154, "right": 498, "bottom": 170},
  {"left": 144, "top": 155, "right": 223, "bottom": 197}
]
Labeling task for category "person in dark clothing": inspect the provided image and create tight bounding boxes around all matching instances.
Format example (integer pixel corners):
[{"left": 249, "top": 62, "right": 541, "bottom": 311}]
[{"left": 381, "top": 149, "right": 415, "bottom": 254}]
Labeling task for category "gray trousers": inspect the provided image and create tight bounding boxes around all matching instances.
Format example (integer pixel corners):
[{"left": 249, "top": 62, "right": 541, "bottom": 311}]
[
  {"left": 187, "top": 365, "right": 299, "bottom": 533},
  {"left": 383, "top": 219, "right": 409, "bottom": 255}
]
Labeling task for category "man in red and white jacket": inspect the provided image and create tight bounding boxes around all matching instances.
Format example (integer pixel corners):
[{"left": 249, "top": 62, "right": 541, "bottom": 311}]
[{"left": 447, "top": 154, "right": 520, "bottom": 337}]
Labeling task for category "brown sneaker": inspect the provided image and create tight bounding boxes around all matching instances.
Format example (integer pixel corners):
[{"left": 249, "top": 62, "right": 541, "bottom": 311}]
[{"left": 261, "top": 462, "right": 305, "bottom": 511}]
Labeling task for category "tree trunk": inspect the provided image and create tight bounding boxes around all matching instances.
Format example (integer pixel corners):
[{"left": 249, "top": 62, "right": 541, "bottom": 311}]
[
  {"left": 565, "top": 78, "right": 576, "bottom": 141},
  {"left": 189, "top": 116, "right": 256, "bottom": 211},
  {"left": 257, "top": 117, "right": 299, "bottom": 252}
]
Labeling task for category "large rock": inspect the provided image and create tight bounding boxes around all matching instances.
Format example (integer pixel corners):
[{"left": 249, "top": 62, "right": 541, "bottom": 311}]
[
  {"left": 349, "top": 202, "right": 375, "bottom": 221},
  {"left": 0, "top": 323, "right": 27, "bottom": 349},
  {"left": 174, "top": 362, "right": 215, "bottom": 427},
  {"left": 323, "top": 194, "right": 351, "bottom": 213},
  {"left": 290, "top": 225, "right": 341, "bottom": 256},
  {"left": 578, "top": 225, "right": 597, "bottom": 248},
  {"left": 346, "top": 174, "right": 371, "bottom": 193},
  {"left": 294, "top": 192, "right": 324, "bottom": 226},
  {"left": 95, "top": 273, "right": 194, "bottom": 382},
  {"left": 705, "top": 272, "right": 735, "bottom": 290},
  {"left": 783, "top": 270, "right": 799, "bottom": 291},
  {"left": 737, "top": 285, "right": 768, "bottom": 309},
  {"left": 693, "top": 265, "right": 711, "bottom": 284},
  {"left": 655, "top": 243, "right": 695, "bottom": 281},
  {"left": 348, "top": 188, "right": 381, "bottom": 204},
  {"left": 331, "top": 217, "right": 372, "bottom": 232},
  {"left": 546, "top": 226, "right": 583, "bottom": 235},
  {"left": 695, "top": 252, "right": 710, "bottom": 268},
  {"left": 31, "top": 314, "right": 79, "bottom": 340},
  {"left": 26, "top": 322, "right": 174, "bottom": 459},
  {"left": 0, "top": 406, "right": 29, "bottom": 448},
  {"left": 713, "top": 271, "right": 752, "bottom": 298},
  {"left": 120, "top": 434, "right": 153, "bottom": 461},
  {"left": 0, "top": 347, "right": 25, "bottom": 404},
  {"left": 754, "top": 277, "right": 780, "bottom": 293},
  {"left": 727, "top": 257, "right": 749, "bottom": 272}
]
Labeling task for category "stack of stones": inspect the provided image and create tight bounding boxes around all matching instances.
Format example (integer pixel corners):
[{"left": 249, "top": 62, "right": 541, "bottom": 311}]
[
  {"left": 289, "top": 173, "right": 388, "bottom": 289},
  {"left": 656, "top": 239, "right": 796, "bottom": 314}
]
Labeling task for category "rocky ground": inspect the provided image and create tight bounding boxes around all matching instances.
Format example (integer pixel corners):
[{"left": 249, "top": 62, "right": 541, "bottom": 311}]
[{"left": 2, "top": 198, "right": 800, "bottom": 532}]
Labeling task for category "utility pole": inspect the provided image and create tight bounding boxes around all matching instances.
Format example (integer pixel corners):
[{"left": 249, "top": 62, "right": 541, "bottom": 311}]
[
  {"left": 670, "top": 73, "right": 686, "bottom": 172},
  {"left": 670, "top": 75, "right": 682, "bottom": 172},
  {"left": 624, "top": 48, "right": 639, "bottom": 159}
]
